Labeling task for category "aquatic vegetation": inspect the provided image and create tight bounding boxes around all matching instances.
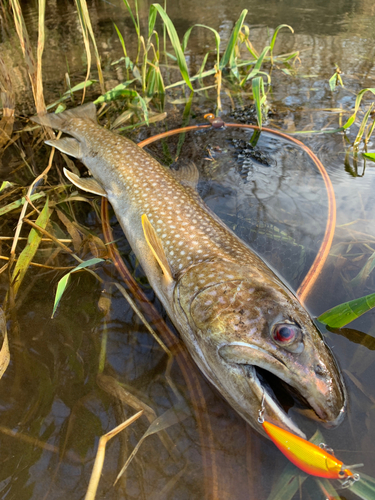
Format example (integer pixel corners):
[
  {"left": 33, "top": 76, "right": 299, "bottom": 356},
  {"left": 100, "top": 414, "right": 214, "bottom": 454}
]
[
  {"left": 329, "top": 65, "right": 344, "bottom": 92},
  {"left": 318, "top": 292, "right": 375, "bottom": 328}
]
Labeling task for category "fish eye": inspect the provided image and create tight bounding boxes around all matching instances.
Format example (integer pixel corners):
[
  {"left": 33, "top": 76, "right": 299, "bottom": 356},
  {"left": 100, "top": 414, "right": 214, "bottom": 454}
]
[{"left": 271, "top": 322, "right": 303, "bottom": 352}]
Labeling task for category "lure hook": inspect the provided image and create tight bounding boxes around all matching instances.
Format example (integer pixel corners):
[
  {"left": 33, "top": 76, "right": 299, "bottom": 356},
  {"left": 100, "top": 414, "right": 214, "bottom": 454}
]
[{"left": 340, "top": 472, "right": 360, "bottom": 489}]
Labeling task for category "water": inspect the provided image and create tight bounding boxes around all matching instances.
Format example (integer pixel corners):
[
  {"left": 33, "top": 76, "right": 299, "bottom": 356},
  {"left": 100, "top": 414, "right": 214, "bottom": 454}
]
[{"left": 1, "top": 0, "right": 375, "bottom": 499}]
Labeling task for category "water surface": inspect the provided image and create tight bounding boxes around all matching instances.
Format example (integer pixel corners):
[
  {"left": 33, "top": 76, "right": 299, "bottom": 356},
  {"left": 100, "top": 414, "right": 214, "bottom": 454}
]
[{"left": 1, "top": 0, "right": 375, "bottom": 499}]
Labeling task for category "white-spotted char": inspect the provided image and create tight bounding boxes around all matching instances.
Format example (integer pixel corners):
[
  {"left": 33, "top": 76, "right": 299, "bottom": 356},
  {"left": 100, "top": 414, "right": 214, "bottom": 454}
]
[{"left": 32, "top": 103, "right": 346, "bottom": 438}]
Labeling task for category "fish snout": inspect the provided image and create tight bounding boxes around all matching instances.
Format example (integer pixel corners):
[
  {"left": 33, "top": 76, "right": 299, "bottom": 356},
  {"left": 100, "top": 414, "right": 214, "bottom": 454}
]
[{"left": 302, "top": 354, "right": 347, "bottom": 427}]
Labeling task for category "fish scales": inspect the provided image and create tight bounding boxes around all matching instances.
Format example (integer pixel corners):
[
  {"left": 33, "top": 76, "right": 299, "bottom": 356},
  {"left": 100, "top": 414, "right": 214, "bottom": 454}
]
[
  {"left": 66, "top": 117, "right": 276, "bottom": 282},
  {"left": 31, "top": 103, "right": 346, "bottom": 438}
]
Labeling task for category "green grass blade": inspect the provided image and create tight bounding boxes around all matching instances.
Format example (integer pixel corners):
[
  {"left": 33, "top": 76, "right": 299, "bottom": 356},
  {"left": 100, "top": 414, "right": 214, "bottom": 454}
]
[
  {"left": 11, "top": 198, "right": 51, "bottom": 297},
  {"left": 219, "top": 9, "right": 247, "bottom": 70},
  {"left": 270, "top": 24, "right": 294, "bottom": 51},
  {"left": 363, "top": 152, "right": 375, "bottom": 161},
  {"left": 266, "top": 463, "right": 307, "bottom": 500},
  {"left": 0, "top": 193, "right": 46, "bottom": 217},
  {"left": 183, "top": 24, "right": 220, "bottom": 66},
  {"left": 252, "top": 76, "right": 265, "bottom": 129},
  {"left": 148, "top": 8, "right": 157, "bottom": 39},
  {"left": 52, "top": 258, "right": 104, "bottom": 318},
  {"left": 354, "top": 103, "right": 374, "bottom": 148},
  {"left": 94, "top": 83, "right": 137, "bottom": 103},
  {"left": 46, "top": 80, "right": 97, "bottom": 110},
  {"left": 329, "top": 73, "right": 338, "bottom": 91},
  {"left": 136, "top": 93, "right": 149, "bottom": 124},
  {"left": 114, "top": 23, "right": 128, "bottom": 58},
  {"left": 349, "top": 251, "right": 375, "bottom": 287},
  {"left": 269, "top": 24, "right": 294, "bottom": 64},
  {"left": 121, "top": 0, "right": 140, "bottom": 35},
  {"left": 366, "top": 117, "right": 375, "bottom": 142},
  {"left": 343, "top": 88, "right": 375, "bottom": 129},
  {"left": 150, "top": 4, "right": 193, "bottom": 90},
  {"left": 350, "top": 472, "right": 375, "bottom": 500},
  {"left": 241, "top": 45, "right": 270, "bottom": 85},
  {"left": 0, "top": 182, "right": 14, "bottom": 193},
  {"left": 317, "top": 292, "right": 375, "bottom": 328},
  {"left": 198, "top": 52, "right": 209, "bottom": 82}
]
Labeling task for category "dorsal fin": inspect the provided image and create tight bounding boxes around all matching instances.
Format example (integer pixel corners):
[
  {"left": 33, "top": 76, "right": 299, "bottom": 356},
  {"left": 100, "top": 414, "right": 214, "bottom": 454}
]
[
  {"left": 63, "top": 168, "right": 107, "bottom": 197},
  {"left": 30, "top": 102, "right": 97, "bottom": 132},
  {"left": 170, "top": 162, "right": 199, "bottom": 189},
  {"left": 141, "top": 214, "right": 173, "bottom": 283}
]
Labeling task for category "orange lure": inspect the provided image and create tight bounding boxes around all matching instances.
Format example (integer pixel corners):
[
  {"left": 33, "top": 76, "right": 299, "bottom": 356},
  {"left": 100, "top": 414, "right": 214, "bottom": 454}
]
[{"left": 263, "top": 421, "right": 354, "bottom": 479}]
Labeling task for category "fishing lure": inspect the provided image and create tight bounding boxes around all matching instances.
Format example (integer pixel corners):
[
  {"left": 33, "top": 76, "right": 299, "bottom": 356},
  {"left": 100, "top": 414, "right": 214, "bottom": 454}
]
[{"left": 258, "top": 400, "right": 361, "bottom": 486}]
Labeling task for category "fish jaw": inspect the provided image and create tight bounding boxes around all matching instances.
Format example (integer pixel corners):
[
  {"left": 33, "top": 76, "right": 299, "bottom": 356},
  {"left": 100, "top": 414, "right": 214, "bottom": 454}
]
[{"left": 174, "top": 260, "right": 346, "bottom": 437}]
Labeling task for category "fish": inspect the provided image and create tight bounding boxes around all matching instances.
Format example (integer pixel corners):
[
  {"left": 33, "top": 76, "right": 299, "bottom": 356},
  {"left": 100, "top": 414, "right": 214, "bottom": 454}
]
[
  {"left": 262, "top": 420, "right": 360, "bottom": 482},
  {"left": 31, "top": 103, "right": 346, "bottom": 438}
]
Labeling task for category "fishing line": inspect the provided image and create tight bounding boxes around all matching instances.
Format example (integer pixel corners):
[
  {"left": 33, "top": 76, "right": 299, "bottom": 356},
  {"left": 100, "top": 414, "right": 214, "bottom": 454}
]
[{"left": 138, "top": 121, "right": 336, "bottom": 305}]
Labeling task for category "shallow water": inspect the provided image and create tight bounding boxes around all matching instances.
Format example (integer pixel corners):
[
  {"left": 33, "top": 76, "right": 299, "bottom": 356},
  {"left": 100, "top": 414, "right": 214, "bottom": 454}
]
[{"left": 1, "top": 0, "right": 375, "bottom": 499}]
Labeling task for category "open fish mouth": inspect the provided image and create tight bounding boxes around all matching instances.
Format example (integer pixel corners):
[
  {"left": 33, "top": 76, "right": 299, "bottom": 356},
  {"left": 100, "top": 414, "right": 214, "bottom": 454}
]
[
  {"left": 218, "top": 340, "right": 346, "bottom": 439},
  {"left": 241, "top": 364, "right": 308, "bottom": 438}
]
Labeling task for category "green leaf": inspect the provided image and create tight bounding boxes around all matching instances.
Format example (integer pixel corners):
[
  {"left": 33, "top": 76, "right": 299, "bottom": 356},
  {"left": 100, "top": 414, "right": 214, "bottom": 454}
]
[
  {"left": 11, "top": 198, "right": 51, "bottom": 297},
  {"left": 329, "top": 73, "right": 338, "bottom": 91},
  {"left": 317, "top": 292, "right": 375, "bottom": 328},
  {"left": 0, "top": 193, "right": 75, "bottom": 217},
  {"left": 349, "top": 251, "right": 375, "bottom": 287},
  {"left": 266, "top": 463, "right": 307, "bottom": 500},
  {"left": 93, "top": 82, "right": 137, "bottom": 104},
  {"left": 270, "top": 24, "right": 294, "bottom": 64},
  {"left": 219, "top": 9, "right": 248, "bottom": 70},
  {"left": 46, "top": 80, "right": 97, "bottom": 110},
  {"left": 252, "top": 76, "right": 264, "bottom": 129},
  {"left": 52, "top": 258, "right": 104, "bottom": 318},
  {"left": 354, "top": 103, "right": 374, "bottom": 148},
  {"left": 114, "top": 23, "right": 128, "bottom": 58},
  {"left": 150, "top": 4, "right": 193, "bottom": 90},
  {"left": 270, "top": 24, "right": 294, "bottom": 51},
  {"left": 363, "top": 152, "right": 375, "bottom": 161},
  {"left": 350, "top": 472, "right": 375, "bottom": 500},
  {"left": 121, "top": 0, "right": 140, "bottom": 35},
  {"left": 0, "top": 181, "right": 14, "bottom": 193},
  {"left": 183, "top": 24, "right": 220, "bottom": 66},
  {"left": 343, "top": 88, "right": 375, "bottom": 130},
  {"left": 241, "top": 45, "right": 270, "bottom": 85},
  {"left": 148, "top": 8, "right": 157, "bottom": 39}
]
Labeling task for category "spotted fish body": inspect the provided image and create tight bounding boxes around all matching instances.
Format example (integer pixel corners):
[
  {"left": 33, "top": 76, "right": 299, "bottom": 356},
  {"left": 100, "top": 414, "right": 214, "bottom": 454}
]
[{"left": 32, "top": 104, "right": 346, "bottom": 437}]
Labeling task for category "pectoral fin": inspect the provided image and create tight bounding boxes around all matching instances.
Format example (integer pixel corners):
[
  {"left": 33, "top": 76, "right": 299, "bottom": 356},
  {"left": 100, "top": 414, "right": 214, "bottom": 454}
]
[
  {"left": 45, "top": 138, "right": 82, "bottom": 159},
  {"left": 63, "top": 168, "right": 107, "bottom": 197},
  {"left": 141, "top": 214, "right": 173, "bottom": 283}
]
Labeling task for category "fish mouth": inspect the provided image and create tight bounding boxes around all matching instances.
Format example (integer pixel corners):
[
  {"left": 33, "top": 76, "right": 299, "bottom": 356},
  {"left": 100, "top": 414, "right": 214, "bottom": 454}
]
[
  {"left": 241, "top": 364, "right": 308, "bottom": 438},
  {"left": 219, "top": 343, "right": 345, "bottom": 438}
]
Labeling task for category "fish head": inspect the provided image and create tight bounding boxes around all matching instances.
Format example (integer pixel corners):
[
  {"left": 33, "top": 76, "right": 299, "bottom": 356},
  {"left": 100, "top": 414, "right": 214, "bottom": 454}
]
[{"left": 175, "top": 260, "right": 346, "bottom": 437}]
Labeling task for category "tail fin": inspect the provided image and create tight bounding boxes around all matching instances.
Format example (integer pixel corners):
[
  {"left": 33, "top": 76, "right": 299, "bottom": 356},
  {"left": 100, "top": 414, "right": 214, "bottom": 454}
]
[{"left": 30, "top": 102, "right": 97, "bottom": 131}]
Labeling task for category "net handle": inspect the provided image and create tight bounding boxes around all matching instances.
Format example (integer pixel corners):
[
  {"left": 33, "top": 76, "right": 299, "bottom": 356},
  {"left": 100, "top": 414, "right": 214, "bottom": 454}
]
[{"left": 137, "top": 122, "right": 336, "bottom": 305}]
